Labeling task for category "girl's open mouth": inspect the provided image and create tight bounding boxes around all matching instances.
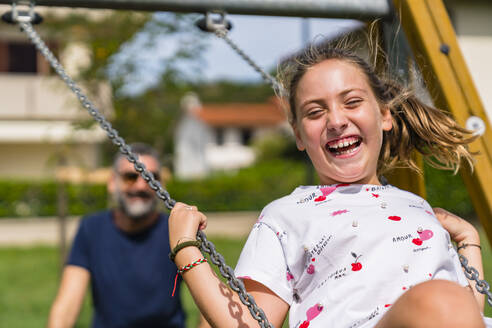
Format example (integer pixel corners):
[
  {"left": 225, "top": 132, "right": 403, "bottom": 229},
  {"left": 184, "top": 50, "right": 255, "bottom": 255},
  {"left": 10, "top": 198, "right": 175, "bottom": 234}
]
[{"left": 325, "top": 136, "right": 362, "bottom": 156}]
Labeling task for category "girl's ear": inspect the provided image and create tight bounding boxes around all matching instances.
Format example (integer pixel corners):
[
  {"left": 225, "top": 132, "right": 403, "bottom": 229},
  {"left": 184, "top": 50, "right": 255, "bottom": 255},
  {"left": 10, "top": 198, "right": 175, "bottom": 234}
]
[
  {"left": 292, "top": 123, "right": 306, "bottom": 151},
  {"left": 381, "top": 106, "right": 393, "bottom": 132}
]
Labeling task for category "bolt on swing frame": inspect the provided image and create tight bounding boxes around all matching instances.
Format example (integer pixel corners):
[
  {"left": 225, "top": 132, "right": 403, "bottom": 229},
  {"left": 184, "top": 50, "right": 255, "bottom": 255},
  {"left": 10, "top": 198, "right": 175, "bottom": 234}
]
[{"left": 2, "top": 0, "right": 491, "bottom": 325}]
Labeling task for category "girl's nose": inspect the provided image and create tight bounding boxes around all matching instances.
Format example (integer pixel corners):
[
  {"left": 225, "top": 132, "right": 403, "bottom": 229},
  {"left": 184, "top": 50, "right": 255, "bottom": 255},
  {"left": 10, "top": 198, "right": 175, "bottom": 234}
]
[{"left": 325, "top": 107, "right": 349, "bottom": 132}]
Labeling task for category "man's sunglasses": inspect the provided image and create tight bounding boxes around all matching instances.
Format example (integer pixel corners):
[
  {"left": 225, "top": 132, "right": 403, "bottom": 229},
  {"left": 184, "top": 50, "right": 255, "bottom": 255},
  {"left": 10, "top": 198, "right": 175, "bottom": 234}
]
[{"left": 118, "top": 171, "right": 160, "bottom": 184}]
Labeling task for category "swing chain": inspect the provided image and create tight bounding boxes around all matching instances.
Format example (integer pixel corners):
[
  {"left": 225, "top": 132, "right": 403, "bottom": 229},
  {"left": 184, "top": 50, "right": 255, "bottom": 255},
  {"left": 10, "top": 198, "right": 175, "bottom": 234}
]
[
  {"left": 16, "top": 17, "right": 273, "bottom": 328},
  {"left": 16, "top": 21, "right": 176, "bottom": 211},
  {"left": 208, "top": 13, "right": 284, "bottom": 97},
  {"left": 459, "top": 254, "right": 492, "bottom": 307},
  {"left": 198, "top": 230, "right": 273, "bottom": 327}
]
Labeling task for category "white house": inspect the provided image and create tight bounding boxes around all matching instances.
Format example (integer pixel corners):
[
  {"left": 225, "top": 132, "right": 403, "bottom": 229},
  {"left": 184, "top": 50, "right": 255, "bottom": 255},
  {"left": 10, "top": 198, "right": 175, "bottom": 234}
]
[
  {"left": 0, "top": 6, "right": 112, "bottom": 180},
  {"left": 174, "top": 93, "right": 288, "bottom": 179}
]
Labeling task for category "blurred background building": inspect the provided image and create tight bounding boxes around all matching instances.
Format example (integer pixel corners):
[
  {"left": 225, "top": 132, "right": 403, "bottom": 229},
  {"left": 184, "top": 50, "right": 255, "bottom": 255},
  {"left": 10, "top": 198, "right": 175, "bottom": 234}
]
[
  {"left": 445, "top": 0, "right": 492, "bottom": 122},
  {"left": 175, "top": 93, "right": 288, "bottom": 179},
  {"left": 0, "top": 7, "right": 112, "bottom": 180}
]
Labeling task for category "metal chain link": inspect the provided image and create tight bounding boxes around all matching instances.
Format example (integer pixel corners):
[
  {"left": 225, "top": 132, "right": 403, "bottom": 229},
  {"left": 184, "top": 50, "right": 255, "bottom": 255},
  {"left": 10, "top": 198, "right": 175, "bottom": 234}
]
[
  {"left": 213, "top": 27, "right": 284, "bottom": 97},
  {"left": 459, "top": 254, "right": 492, "bottom": 307},
  {"left": 17, "top": 21, "right": 176, "bottom": 211},
  {"left": 16, "top": 17, "right": 273, "bottom": 328}
]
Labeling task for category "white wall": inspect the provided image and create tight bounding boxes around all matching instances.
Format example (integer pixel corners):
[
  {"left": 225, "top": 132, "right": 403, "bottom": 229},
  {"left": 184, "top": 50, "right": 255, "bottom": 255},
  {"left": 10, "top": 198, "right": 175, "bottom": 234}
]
[
  {"left": 452, "top": 1, "right": 492, "bottom": 123},
  {"left": 0, "top": 142, "right": 101, "bottom": 179},
  {"left": 174, "top": 116, "right": 213, "bottom": 179}
]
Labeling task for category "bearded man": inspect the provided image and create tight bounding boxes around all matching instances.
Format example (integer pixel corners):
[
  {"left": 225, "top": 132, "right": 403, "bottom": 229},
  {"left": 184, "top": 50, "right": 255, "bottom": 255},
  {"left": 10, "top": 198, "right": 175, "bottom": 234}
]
[{"left": 48, "top": 143, "right": 186, "bottom": 328}]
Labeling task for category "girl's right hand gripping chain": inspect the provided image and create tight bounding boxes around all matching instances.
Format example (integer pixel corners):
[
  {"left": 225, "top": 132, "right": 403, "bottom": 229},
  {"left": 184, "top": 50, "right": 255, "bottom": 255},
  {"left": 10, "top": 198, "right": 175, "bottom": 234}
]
[{"left": 169, "top": 202, "right": 208, "bottom": 251}]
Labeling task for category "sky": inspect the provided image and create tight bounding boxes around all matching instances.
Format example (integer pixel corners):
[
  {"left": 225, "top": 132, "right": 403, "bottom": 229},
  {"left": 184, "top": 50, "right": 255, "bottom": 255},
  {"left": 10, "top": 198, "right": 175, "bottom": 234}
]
[
  {"left": 110, "top": 14, "right": 363, "bottom": 95},
  {"left": 199, "top": 15, "right": 363, "bottom": 81}
]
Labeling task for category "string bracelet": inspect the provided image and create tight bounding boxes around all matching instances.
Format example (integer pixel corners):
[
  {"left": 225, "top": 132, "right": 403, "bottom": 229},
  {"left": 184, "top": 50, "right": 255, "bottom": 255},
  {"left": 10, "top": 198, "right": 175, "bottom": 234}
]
[
  {"left": 172, "top": 258, "right": 208, "bottom": 297},
  {"left": 169, "top": 240, "right": 201, "bottom": 261},
  {"left": 457, "top": 243, "right": 481, "bottom": 252}
]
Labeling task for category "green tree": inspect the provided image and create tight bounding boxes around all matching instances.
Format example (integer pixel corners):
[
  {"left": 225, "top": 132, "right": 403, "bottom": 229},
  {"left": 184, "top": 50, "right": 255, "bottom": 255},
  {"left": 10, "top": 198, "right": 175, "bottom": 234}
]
[{"left": 41, "top": 11, "right": 211, "bottom": 164}]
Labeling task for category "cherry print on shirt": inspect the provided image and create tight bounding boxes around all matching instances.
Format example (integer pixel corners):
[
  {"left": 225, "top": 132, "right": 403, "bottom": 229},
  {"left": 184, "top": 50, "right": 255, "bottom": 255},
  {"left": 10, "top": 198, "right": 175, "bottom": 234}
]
[
  {"left": 332, "top": 209, "right": 349, "bottom": 216},
  {"left": 418, "top": 229, "right": 433, "bottom": 241},
  {"left": 238, "top": 275, "right": 251, "bottom": 280},
  {"left": 320, "top": 183, "right": 349, "bottom": 196},
  {"left": 320, "top": 186, "right": 336, "bottom": 196},
  {"left": 300, "top": 321, "right": 309, "bottom": 328},
  {"left": 314, "top": 184, "right": 348, "bottom": 203},
  {"left": 351, "top": 252, "right": 363, "bottom": 271},
  {"left": 388, "top": 215, "right": 402, "bottom": 221},
  {"left": 299, "top": 303, "right": 324, "bottom": 328},
  {"left": 307, "top": 258, "right": 316, "bottom": 274},
  {"left": 412, "top": 228, "right": 433, "bottom": 246},
  {"left": 371, "top": 193, "right": 379, "bottom": 198},
  {"left": 287, "top": 271, "right": 294, "bottom": 281}
]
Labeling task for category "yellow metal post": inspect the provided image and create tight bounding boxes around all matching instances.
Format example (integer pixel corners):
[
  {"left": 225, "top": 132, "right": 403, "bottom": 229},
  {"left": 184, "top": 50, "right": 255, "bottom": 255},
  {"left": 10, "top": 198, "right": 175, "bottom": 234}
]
[{"left": 393, "top": 0, "right": 492, "bottom": 244}]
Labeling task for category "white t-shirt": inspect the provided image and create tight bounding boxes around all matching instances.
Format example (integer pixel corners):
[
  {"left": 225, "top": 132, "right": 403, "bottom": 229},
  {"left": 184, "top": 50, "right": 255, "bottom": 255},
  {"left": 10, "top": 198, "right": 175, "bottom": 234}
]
[{"left": 235, "top": 184, "right": 469, "bottom": 328}]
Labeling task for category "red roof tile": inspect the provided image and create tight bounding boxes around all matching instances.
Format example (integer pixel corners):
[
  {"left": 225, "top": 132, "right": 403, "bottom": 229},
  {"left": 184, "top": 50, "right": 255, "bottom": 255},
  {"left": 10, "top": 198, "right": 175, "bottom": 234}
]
[{"left": 194, "top": 97, "right": 287, "bottom": 127}]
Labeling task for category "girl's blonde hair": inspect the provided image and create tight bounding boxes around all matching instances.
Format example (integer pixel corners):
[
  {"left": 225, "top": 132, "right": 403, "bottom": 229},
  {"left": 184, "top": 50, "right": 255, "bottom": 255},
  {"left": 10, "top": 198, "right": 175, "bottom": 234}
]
[{"left": 277, "top": 29, "right": 476, "bottom": 175}]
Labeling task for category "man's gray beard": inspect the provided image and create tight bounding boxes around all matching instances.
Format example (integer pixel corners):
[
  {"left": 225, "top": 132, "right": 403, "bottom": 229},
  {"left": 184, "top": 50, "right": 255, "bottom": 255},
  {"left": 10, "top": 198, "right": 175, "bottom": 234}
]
[{"left": 115, "top": 192, "right": 157, "bottom": 221}]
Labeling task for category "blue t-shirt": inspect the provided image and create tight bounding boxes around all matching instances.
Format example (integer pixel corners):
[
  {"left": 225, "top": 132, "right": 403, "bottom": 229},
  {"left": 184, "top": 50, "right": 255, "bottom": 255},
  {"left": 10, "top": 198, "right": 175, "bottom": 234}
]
[{"left": 67, "top": 210, "right": 185, "bottom": 328}]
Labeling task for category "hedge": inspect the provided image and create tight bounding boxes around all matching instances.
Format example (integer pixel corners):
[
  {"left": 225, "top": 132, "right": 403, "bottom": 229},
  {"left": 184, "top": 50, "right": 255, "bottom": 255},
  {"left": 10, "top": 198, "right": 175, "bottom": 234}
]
[
  {"left": 167, "top": 159, "right": 308, "bottom": 211},
  {"left": 0, "top": 181, "right": 108, "bottom": 218},
  {"left": 0, "top": 160, "right": 307, "bottom": 217},
  {"left": 0, "top": 160, "right": 475, "bottom": 219}
]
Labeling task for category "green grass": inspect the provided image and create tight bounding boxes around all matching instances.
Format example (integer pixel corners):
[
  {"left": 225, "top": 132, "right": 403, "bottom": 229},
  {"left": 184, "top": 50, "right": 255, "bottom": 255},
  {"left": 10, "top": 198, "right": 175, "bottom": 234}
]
[
  {"left": 0, "top": 234, "right": 491, "bottom": 327},
  {"left": 0, "top": 237, "right": 247, "bottom": 328}
]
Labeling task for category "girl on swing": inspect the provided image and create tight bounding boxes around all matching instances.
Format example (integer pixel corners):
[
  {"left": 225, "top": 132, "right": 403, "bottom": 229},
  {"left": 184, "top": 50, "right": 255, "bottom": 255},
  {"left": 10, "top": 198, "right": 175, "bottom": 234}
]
[{"left": 168, "top": 36, "right": 490, "bottom": 327}]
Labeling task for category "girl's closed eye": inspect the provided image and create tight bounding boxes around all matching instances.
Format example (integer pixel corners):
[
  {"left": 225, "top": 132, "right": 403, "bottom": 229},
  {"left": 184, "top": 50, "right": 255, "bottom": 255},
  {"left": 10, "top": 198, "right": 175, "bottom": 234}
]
[
  {"left": 345, "top": 98, "right": 363, "bottom": 108},
  {"left": 305, "top": 107, "right": 326, "bottom": 118}
]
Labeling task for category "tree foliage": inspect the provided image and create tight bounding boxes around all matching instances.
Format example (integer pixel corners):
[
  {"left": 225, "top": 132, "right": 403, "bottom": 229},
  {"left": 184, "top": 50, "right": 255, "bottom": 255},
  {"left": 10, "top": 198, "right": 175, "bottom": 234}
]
[{"left": 40, "top": 10, "right": 280, "bottom": 168}]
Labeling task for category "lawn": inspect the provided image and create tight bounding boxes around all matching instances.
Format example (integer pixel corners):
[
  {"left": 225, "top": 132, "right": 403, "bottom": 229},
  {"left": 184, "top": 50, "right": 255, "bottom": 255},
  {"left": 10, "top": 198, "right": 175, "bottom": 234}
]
[
  {"left": 0, "top": 234, "right": 491, "bottom": 327},
  {"left": 0, "top": 237, "right": 247, "bottom": 328}
]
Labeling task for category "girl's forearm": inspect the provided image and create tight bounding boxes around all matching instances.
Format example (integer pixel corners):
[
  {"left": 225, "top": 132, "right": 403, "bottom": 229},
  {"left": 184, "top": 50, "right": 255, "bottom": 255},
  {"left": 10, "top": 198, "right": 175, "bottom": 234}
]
[
  {"left": 174, "top": 247, "right": 259, "bottom": 327},
  {"left": 457, "top": 236, "right": 485, "bottom": 311}
]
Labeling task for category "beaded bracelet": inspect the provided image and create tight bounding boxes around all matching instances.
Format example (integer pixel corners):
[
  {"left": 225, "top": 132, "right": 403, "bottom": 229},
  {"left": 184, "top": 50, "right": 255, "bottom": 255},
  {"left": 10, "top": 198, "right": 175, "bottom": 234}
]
[
  {"left": 457, "top": 243, "right": 481, "bottom": 251},
  {"left": 169, "top": 240, "right": 201, "bottom": 261},
  {"left": 172, "top": 258, "right": 208, "bottom": 297}
]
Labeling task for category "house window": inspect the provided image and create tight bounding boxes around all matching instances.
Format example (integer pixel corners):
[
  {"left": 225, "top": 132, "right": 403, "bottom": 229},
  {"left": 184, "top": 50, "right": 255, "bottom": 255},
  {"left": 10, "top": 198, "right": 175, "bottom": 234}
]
[
  {"left": 241, "top": 129, "right": 252, "bottom": 145},
  {"left": 215, "top": 128, "right": 224, "bottom": 145},
  {"left": 8, "top": 42, "right": 37, "bottom": 73},
  {"left": 0, "top": 40, "right": 53, "bottom": 74}
]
